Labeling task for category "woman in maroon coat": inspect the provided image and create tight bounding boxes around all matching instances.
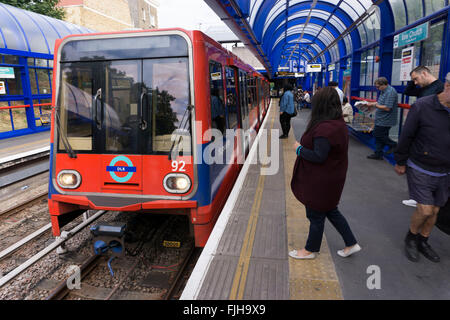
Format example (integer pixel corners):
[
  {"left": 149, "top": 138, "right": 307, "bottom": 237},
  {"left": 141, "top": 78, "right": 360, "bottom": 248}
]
[{"left": 289, "top": 87, "right": 361, "bottom": 259}]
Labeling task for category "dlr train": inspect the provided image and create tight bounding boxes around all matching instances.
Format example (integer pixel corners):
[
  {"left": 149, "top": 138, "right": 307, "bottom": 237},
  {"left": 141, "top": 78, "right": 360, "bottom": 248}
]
[{"left": 48, "top": 28, "right": 271, "bottom": 247}]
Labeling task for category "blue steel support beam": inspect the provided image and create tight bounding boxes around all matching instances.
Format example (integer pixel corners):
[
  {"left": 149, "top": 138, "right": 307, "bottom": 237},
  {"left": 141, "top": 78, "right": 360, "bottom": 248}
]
[
  {"left": 272, "top": 33, "right": 330, "bottom": 70},
  {"left": 260, "top": 1, "right": 358, "bottom": 53},
  {"left": 377, "top": 1, "right": 395, "bottom": 82},
  {"left": 204, "top": 0, "right": 273, "bottom": 75},
  {"left": 264, "top": 16, "right": 347, "bottom": 61}
]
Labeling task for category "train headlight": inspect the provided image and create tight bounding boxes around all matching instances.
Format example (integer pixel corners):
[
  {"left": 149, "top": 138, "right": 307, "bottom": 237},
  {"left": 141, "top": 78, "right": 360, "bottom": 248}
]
[
  {"left": 57, "top": 170, "right": 81, "bottom": 189},
  {"left": 163, "top": 173, "right": 191, "bottom": 194}
]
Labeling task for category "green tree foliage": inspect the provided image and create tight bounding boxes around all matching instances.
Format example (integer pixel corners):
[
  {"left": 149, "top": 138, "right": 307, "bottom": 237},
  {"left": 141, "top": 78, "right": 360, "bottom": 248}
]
[{"left": 0, "top": 0, "right": 65, "bottom": 20}]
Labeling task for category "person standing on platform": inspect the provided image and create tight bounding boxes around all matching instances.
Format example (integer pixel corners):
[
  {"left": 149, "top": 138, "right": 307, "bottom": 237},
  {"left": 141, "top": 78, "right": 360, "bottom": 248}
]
[
  {"left": 394, "top": 72, "right": 450, "bottom": 263},
  {"left": 404, "top": 66, "right": 444, "bottom": 98},
  {"left": 279, "top": 84, "right": 295, "bottom": 139},
  {"left": 329, "top": 81, "right": 344, "bottom": 104},
  {"left": 402, "top": 66, "right": 444, "bottom": 208},
  {"left": 289, "top": 87, "right": 361, "bottom": 259},
  {"left": 342, "top": 96, "right": 353, "bottom": 124},
  {"left": 303, "top": 91, "right": 311, "bottom": 109},
  {"left": 365, "top": 77, "right": 398, "bottom": 160}
]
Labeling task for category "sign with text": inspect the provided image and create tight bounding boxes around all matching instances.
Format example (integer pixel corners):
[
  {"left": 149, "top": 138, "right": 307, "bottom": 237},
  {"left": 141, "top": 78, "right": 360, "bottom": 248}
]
[
  {"left": 0, "top": 81, "right": 5, "bottom": 94},
  {"left": 394, "top": 22, "right": 429, "bottom": 48},
  {"left": 400, "top": 46, "right": 414, "bottom": 81},
  {"left": 306, "top": 64, "right": 322, "bottom": 73},
  {"left": 0, "top": 67, "right": 14, "bottom": 79}
]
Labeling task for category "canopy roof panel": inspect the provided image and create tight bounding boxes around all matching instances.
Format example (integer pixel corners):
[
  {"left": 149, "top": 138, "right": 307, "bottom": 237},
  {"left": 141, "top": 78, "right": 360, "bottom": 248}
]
[
  {"left": 0, "top": 3, "right": 94, "bottom": 56},
  {"left": 204, "top": 0, "right": 406, "bottom": 77}
]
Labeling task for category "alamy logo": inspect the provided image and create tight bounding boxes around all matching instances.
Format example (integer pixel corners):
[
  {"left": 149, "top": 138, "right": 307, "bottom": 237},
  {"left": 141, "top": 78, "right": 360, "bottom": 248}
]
[
  {"left": 366, "top": 265, "right": 381, "bottom": 290},
  {"left": 66, "top": 265, "right": 81, "bottom": 290},
  {"left": 170, "top": 121, "right": 280, "bottom": 175}
]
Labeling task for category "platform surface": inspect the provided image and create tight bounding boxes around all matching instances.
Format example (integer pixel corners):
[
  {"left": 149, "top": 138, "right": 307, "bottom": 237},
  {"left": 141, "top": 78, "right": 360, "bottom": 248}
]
[
  {"left": 182, "top": 99, "right": 450, "bottom": 300},
  {"left": 0, "top": 131, "right": 50, "bottom": 164}
]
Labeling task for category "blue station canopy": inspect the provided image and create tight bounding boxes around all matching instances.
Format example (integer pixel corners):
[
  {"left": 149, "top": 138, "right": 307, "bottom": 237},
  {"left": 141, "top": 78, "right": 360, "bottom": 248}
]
[
  {"left": 0, "top": 2, "right": 93, "bottom": 57},
  {"left": 203, "top": 0, "right": 429, "bottom": 78}
]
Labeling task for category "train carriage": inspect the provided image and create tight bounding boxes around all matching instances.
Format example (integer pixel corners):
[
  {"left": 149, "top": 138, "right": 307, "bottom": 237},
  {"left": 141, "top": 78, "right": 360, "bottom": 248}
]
[{"left": 48, "top": 28, "right": 270, "bottom": 247}]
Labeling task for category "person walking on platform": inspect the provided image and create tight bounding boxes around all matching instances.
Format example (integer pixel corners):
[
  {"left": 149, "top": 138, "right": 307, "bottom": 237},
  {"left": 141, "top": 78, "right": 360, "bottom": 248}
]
[
  {"left": 279, "top": 84, "right": 295, "bottom": 139},
  {"left": 289, "top": 87, "right": 361, "bottom": 259},
  {"left": 402, "top": 66, "right": 444, "bottom": 208},
  {"left": 394, "top": 72, "right": 450, "bottom": 263},
  {"left": 366, "top": 77, "right": 398, "bottom": 160}
]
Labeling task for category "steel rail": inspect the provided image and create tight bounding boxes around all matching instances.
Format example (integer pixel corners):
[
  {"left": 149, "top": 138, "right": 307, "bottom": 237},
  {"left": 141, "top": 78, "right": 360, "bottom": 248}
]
[
  {"left": 0, "top": 223, "right": 52, "bottom": 261},
  {"left": 0, "top": 210, "right": 107, "bottom": 288}
]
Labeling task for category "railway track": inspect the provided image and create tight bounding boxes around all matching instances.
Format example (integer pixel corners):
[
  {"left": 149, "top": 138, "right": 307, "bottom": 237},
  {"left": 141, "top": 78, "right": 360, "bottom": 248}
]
[
  {"left": 45, "top": 215, "right": 198, "bottom": 300},
  {"left": 0, "top": 150, "right": 200, "bottom": 300}
]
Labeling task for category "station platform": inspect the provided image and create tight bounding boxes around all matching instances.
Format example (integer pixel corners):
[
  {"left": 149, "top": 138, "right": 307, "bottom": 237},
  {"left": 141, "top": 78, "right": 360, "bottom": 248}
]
[
  {"left": 0, "top": 130, "right": 50, "bottom": 165},
  {"left": 182, "top": 99, "right": 450, "bottom": 300}
]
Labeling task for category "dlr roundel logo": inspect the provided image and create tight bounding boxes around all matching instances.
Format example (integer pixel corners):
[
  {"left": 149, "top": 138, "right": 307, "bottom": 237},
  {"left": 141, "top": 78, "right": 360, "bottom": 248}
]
[{"left": 106, "top": 156, "right": 136, "bottom": 183}]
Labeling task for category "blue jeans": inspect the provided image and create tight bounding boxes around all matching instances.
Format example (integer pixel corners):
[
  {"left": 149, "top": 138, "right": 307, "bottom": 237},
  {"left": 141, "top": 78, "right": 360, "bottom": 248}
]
[{"left": 305, "top": 207, "right": 358, "bottom": 252}]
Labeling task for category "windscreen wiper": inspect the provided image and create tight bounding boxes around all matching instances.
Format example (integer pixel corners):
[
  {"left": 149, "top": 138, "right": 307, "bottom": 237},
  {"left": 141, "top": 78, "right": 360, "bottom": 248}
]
[
  {"left": 168, "top": 105, "right": 193, "bottom": 160},
  {"left": 55, "top": 107, "right": 77, "bottom": 159}
]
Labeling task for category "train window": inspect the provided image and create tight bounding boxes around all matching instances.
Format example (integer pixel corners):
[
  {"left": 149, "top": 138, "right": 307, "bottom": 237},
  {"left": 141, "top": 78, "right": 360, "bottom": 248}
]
[
  {"left": 104, "top": 60, "right": 142, "bottom": 153},
  {"left": 238, "top": 70, "right": 248, "bottom": 118},
  {"left": 61, "top": 35, "right": 188, "bottom": 62},
  {"left": 209, "top": 61, "right": 225, "bottom": 134},
  {"left": 225, "top": 67, "right": 238, "bottom": 129},
  {"left": 143, "top": 57, "right": 191, "bottom": 154},
  {"left": 58, "top": 62, "right": 95, "bottom": 151}
]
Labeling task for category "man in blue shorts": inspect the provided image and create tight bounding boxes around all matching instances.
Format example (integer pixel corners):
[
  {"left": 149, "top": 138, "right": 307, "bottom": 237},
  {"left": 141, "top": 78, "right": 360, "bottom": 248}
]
[{"left": 394, "top": 72, "right": 450, "bottom": 263}]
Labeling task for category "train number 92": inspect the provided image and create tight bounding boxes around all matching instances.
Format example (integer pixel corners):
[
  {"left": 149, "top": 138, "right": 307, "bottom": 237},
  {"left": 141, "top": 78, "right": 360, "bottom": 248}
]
[{"left": 171, "top": 160, "right": 186, "bottom": 172}]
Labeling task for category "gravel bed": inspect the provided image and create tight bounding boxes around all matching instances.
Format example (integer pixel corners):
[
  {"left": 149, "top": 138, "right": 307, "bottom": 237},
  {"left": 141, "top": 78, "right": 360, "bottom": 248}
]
[{"left": 0, "top": 210, "right": 194, "bottom": 300}]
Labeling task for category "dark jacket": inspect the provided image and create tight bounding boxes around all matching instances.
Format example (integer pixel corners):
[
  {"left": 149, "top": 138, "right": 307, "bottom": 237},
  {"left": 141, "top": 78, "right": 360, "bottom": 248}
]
[
  {"left": 404, "top": 79, "right": 444, "bottom": 97},
  {"left": 291, "top": 119, "right": 349, "bottom": 212},
  {"left": 394, "top": 95, "right": 450, "bottom": 173}
]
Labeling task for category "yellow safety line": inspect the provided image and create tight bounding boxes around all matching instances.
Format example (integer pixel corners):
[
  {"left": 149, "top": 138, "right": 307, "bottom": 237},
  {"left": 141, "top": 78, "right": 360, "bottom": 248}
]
[{"left": 229, "top": 106, "right": 276, "bottom": 300}]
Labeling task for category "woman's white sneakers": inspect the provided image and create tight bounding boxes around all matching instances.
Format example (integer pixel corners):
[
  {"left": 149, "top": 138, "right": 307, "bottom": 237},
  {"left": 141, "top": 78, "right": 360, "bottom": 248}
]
[
  {"left": 289, "top": 244, "right": 361, "bottom": 259},
  {"left": 337, "top": 244, "right": 362, "bottom": 257},
  {"left": 288, "top": 249, "right": 316, "bottom": 259}
]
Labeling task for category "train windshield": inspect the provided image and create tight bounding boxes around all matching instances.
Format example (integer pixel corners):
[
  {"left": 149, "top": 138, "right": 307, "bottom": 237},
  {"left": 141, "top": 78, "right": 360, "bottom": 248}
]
[{"left": 56, "top": 34, "right": 192, "bottom": 155}]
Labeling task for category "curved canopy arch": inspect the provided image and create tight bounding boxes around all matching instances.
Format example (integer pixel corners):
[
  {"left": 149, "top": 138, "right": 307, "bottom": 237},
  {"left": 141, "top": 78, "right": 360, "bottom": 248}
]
[
  {"left": 204, "top": 0, "right": 395, "bottom": 77},
  {"left": 0, "top": 2, "right": 93, "bottom": 55},
  {"left": 266, "top": 16, "right": 348, "bottom": 61},
  {"left": 272, "top": 33, "right": 331, "bottom": 68}
]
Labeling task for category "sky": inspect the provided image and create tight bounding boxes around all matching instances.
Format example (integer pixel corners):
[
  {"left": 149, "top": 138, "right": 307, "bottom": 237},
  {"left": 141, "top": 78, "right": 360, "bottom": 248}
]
[{"left": 158, "top": 0, "right": 227, "bottom": 31}]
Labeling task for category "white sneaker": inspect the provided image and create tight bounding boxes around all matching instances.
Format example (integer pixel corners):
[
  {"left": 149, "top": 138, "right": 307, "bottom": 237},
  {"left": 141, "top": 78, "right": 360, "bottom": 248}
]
[
  {"left": 289, "top": 249, "right": 316, "bottom": 259},
  {"left": 402, "top": 199, "right": 417, "bottom": 207},
  {"left": 337, "top": 244, "right": 361, "bottom": 257}
]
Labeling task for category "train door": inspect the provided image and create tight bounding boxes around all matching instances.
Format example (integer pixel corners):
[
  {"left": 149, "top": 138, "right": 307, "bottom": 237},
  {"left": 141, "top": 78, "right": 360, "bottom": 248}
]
[
  {"left": 238, "top": 70, "right": 250, "bottom": 152},
  {"left": 224, "top": 66, "right": 244, "bottom": 162},
  {"left": 97, "top": 59, "right": 144, "bottom": 192}
]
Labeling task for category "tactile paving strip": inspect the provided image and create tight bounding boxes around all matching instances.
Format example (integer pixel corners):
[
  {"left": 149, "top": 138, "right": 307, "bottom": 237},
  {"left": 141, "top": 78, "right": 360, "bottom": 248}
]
[{"left": 283, "top": 111, "right": 343, "bottom": 300}]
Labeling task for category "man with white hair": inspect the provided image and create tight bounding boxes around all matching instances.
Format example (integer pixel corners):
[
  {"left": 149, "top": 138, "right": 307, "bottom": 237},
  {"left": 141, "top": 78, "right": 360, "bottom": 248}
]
[{"left": 394, "top": 72, "right": 450, "bottom": 263}]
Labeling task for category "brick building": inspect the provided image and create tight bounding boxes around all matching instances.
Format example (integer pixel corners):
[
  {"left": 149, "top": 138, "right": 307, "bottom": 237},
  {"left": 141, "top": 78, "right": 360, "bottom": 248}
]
[{"left": 57, "top": 0, "right": 159, "bottom": 32}]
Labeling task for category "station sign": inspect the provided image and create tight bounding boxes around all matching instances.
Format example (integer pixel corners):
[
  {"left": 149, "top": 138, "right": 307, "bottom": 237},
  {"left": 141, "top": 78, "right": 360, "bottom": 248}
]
[
  {"left": 306, "top": 64, "right": 322, "bottom": 73},
  {"left": 276, "top": 71, "right": 296, "bottom": 77},
  {"left": 295, "top": 72, "right": 305, "bottom": 78},
  {"left": 0, "top": 67, "right": 14, "bottom": 79},
  {"left": 400, "top": 46, "right": 414, "bottom": 81},
  {"left": 393, "top": 22, "right": 429, "bottom": 48}
]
